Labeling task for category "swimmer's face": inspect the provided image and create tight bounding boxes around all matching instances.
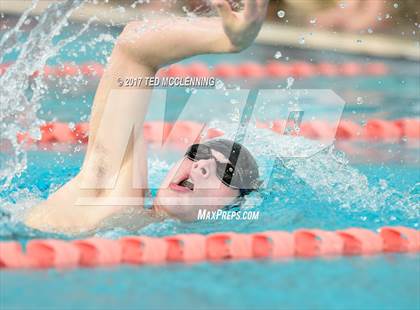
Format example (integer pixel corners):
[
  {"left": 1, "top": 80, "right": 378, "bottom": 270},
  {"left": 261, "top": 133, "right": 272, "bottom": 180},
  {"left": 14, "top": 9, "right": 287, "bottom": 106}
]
[{"left": 154, "top": 149, "right": 239, "bottom": 221}]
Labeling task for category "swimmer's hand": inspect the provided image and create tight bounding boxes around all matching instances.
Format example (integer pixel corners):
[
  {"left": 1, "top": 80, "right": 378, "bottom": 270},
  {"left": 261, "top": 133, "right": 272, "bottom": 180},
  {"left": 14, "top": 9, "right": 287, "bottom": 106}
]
[
  {"left": 115, "top": 1, "right": 268, "bottom": 68},
  {"left": 213, "top": 0, "right": 269, "bottom": 52}
]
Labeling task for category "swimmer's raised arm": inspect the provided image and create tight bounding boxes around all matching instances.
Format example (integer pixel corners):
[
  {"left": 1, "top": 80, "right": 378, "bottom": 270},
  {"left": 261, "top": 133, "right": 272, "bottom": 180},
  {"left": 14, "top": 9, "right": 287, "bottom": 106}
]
[
  {"left": 86, "top": 0, "right": 268, "bottom": 159},
  {"left": 84, "top": 0, "right": 268, "bottom": 185},
  {"left": 25, "top": 0, "right": 268, "bottom": 234},
  {"left": 116, "top": 0, "right": 268, "bottom": 69}
]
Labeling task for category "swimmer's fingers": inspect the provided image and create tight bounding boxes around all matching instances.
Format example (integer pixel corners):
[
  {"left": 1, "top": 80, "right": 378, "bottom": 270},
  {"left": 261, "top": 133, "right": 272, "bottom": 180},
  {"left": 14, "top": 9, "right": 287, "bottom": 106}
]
[
  {"left": 212, "top": 0, "right": 235, "bottom": 26},
  {"left": 244, "top": 0, "right": 258, "bottom": 16},
  {"left": 213, "top": 0, "right": 268, "bottom": 25},
  {"left": 245, "top": 0, "right": 269, "bottom": 18},
  {"left": 213, "top": 0, "right": 267, "bottom": 52}
]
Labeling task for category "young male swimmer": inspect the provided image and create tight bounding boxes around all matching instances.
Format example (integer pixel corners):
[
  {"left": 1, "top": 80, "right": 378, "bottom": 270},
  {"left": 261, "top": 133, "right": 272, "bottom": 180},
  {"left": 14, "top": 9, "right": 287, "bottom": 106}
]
[{"left": 25, "top": 0, "right": 268, "bottom": 234}]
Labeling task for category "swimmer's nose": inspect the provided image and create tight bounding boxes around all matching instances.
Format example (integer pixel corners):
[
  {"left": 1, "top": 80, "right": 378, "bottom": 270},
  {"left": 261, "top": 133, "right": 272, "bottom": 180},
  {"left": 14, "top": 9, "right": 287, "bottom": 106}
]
[{"left": 192, "top": 160, "right": 210, "bottom": 179}]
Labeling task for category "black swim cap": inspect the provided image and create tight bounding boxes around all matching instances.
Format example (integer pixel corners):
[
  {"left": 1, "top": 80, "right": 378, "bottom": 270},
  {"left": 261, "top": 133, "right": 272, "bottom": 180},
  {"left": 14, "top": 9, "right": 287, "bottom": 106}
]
[{"left": 202, "top": 138, "right": 261, "bottom": 196}]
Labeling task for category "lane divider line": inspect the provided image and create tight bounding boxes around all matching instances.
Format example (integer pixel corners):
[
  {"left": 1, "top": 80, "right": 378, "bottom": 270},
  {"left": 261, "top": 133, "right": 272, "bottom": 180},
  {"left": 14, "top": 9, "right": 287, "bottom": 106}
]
[
  {"left": 0, "top": 61, "right": 389, "bottom": 79},
  {"left": 1, "top": 227, "right": 418, "bottom": 269},
  {"left": 16, "top": 119, "right": 420, "bottom": 146}
]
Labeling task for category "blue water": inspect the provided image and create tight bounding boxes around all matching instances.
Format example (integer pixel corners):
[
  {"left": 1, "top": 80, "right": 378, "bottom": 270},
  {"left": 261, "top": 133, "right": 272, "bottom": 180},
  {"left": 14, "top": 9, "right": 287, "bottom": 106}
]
[
  {"left": 1, "top": 255, "right": 419, "bottom": 310},
  {"left": 0, "top": 150, "right": 419, "bottom": 241},
  {"left": 1, "top": 18, "right": 420, "bottom": 310}
]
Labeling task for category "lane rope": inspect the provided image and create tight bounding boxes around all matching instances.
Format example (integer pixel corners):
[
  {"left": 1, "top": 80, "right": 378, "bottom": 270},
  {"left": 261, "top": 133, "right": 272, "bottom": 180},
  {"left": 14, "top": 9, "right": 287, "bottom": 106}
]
[
  {"left": 0, "top": 227, "right": 418, "bottom": 269},
  {"left": 0, "top": 61, "right": 389, "bottom": 79},
  {"left": 16, "top": 119, "right": 420, "bottom": 146}
]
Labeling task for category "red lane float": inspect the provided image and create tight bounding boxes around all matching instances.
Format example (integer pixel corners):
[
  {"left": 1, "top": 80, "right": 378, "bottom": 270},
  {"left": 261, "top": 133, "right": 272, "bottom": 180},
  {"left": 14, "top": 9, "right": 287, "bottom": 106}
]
[
  {"left": 294, "top": 229, "right": 344, "bottom": 257},
  {"left": 364, "top": 119, "right": 402, "bottom": 142},
  {"left": 292, "top": 61, "right": 317, "bottom": 78},
  {"left": 394, "top": 119, "right": 420, "bottom": 139},
  {"left": 252, "top": 231, "right": 294, "bottom": 258},
  {"left": 238, "top": 62, "right": 266, "bottom": 78},
  {"left": 165, "top": 234, "right": 207, "bottom": 262},
  {"left": 120, "top": 236, "right": 167, "bottom": 264},
  {"left": 335, "top": 120, "right": 363, "bottom": 140},
  {"left": 15, "top": 119, "right": 420, "bottom": 146},
  {"left": 207, "top": 232, "right": 254, "bottom": 260},
  {"left": 26, "top": 239, "right": 80, "bottom": 268},
  {"left": 299, "top": 120, "right": 334, "bottom": 139},
  {"left": 1, "top": 227, "right": 418, "bottom": 269},
  {"left": 339, "top": 62, "right": 363, "bottom": 76},
  {"left": 0, "top": 61, "right": 390, "bottom": 79},
  {"left": 0, "top": 242, "right": 35, "bottom": 268},
  {"left": 337, "top": 228, "right": 383, "bottom": 255},
  {"left": 380, "top": 226, "right": 420, "bottom": 252},
  {"left": 317, "top": 62, "right": 339, "bottom": 76},
  {"left": 73, "top": 238, "right": 122, "bottom": 266},
  {"left": 266, "top": 62, "right": 293, "bottom": 77}
]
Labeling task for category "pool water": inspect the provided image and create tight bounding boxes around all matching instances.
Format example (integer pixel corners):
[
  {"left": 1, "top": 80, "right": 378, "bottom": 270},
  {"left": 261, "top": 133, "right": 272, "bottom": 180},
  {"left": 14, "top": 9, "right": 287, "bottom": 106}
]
[
  {"left": 1, "top": 17, "right": 419, "bottom": 310},
  {"left": 2, "top": 256, "right": 419, "bottom": 310}
]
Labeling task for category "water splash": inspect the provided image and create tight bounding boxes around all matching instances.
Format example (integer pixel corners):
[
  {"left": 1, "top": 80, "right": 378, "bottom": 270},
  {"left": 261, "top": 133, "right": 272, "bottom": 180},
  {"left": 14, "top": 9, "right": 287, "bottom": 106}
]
[
  {"left": 0, "top": 1, "right": 417, "bottom": 240},
  {"left": 0, "top": 0, "right": 90, "bottom": 187},
  {"left": 207, "top": 122, "right": 419, "bottom": 220}
]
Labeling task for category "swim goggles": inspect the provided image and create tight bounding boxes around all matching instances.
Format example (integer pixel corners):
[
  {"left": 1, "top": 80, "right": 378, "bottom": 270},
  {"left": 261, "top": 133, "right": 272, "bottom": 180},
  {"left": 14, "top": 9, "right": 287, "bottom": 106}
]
[{"left": 184, "top": 143, "right": 243, "bottom": 190}]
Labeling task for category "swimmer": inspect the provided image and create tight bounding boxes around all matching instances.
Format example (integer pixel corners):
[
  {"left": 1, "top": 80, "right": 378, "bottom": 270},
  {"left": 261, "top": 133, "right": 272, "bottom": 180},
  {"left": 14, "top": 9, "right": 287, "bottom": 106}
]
[{"left": 25, "top": 0, "right": 268, "bottom": 234}]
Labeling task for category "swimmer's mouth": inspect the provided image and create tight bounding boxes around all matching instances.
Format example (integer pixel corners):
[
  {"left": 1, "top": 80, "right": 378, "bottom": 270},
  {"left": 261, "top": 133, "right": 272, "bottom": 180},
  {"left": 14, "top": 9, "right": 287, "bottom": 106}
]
[
  {"left": 169, "top": 175, "right": 194, "bottom": 192},
  {"left": 179, "top": 178, "right": 194, "bottom": 191}
]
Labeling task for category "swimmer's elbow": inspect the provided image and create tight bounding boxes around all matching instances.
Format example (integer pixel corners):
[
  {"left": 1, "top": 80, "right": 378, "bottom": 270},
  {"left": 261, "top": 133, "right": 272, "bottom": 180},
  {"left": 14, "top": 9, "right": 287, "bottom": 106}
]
[
  {"left": 24, "top": 206, "right": 47, "bottom": 231},
  {"left": 115, "top": 21, "right": 156, "bottom": 68}
]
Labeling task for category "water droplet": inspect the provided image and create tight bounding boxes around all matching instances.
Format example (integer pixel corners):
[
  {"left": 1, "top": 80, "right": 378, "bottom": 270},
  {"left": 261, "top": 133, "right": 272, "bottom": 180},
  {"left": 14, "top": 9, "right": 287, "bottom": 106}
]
[
  {"left": 116, "top": 6, "right": 125, "bottom": 13},
  {"left": 310, "top": 18, "right": 317, "bottom": 24},
  {"left": 286, "top": 77, "right": 294, "bottom": 89},
  {"left": 274, "top": 51, "right": 282, "bottom": 59},
  {"left": 367, "top": 28, "right": 373, "bottom": 34},
  {"left": 393, "top": 3, "right": 399, "bottom": 8},
  {"left": 277, "top": 10, "right": 285, "bottom": 18},
  {"left": 215, "top": 79, "right": 225, "bottom": 90},
  {"left": 298, "top": 36, "right": 305, "bottom": 45},
  {"left": 356, "top": 97, "right": 363, "bottom": 105}
]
